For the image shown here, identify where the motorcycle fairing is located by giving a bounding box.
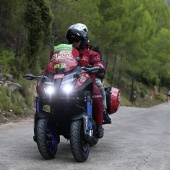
[44,47,94,96]
[38,64,93,98]
[75,73,92,88]
[54,74,64,79]
[47,50,78,73]
[72,69,93,94]
[74,78,93,93]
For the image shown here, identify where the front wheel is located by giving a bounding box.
[36,118,58,159]
[70,120,90,162]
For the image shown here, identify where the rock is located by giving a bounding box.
[0,81,4,85]
[9,83,21,92]
[6,74,13,80]
[0,73,13,80]
[154,85,158,95]
[0,66,4,73]
[5,81,21,92]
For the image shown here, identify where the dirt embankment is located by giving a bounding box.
[0,107,35,125]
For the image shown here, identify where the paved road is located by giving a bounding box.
[0,103,170,170]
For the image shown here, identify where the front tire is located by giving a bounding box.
[36,118,58,159]
[70,120,90,162]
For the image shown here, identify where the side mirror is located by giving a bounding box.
[23,73,35,80]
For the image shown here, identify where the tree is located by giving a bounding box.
[24,0,52,69]
[49,0,102,44]
[152,28,170,91]
[0,0,22,48]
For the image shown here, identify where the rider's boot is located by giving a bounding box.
[103,111,111,124]
[96,125,104,138]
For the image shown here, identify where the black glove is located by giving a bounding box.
[90,67,103,73]
[96,73,105,79]
[85,64,92,68]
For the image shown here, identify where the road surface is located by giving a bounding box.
[0,103,170,170]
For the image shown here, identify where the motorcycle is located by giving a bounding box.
[23,46,120,162]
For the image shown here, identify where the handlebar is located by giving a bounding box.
[23,73,47,80]
[23,66,103,80]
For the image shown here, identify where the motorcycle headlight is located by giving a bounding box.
[63,84,73,93]
[45,85,55,95]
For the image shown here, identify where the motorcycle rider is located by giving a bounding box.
[67,23,111,124]
[65,24,106,138]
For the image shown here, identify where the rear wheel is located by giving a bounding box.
[36,118,58,159]
[70,120,90,162]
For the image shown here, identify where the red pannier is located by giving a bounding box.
[105,87,120,114]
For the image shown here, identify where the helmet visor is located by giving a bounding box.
[68,36,81,44]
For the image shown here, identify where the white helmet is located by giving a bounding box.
[69,23,88,36]
[66,23,89,48]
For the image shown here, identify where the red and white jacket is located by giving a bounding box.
[79,45,105,82]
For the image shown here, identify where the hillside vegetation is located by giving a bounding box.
[0,0,170,122]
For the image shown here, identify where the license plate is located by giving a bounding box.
[54,74,64,79]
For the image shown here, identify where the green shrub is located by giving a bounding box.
[0,51,31,79]
[18,75,32,106]
[0,87,24,115]
[0,50,15,74]
[155,93,166,102]
[120,95,133,107]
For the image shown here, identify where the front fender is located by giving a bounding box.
[34,111,56,125]
[71,112,94,139]
[71,113,83,121]
[33,111,57,143]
